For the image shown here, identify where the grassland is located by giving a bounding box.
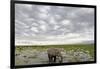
[15,44,95,65]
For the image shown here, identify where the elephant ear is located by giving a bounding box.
[59,48,66,57]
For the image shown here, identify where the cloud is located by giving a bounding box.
[15,4,94,45]
[61,20,70,25]
[31,27,39,32]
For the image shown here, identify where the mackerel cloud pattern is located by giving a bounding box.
[15,4,94,45]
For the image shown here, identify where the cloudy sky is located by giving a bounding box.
[15,4,94,45]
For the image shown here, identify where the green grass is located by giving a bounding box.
[15,44,95,57]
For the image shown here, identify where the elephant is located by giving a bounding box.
[47,48,64,64]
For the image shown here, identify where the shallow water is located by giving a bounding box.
[15,49,94,65]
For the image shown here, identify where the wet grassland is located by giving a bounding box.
[15,44,95,65]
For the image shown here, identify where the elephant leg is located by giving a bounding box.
[54,56,56,62]
[48,54,52,64]
[48,55,54,64]
[59,56,63,63]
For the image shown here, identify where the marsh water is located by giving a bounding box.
[15,45,94,65]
